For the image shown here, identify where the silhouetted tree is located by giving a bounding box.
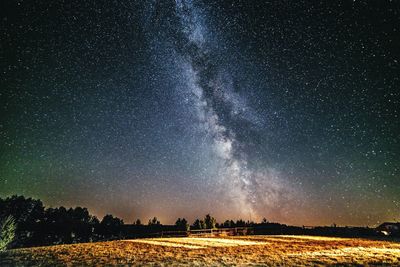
[246,220,254,226]
[148,217,160,226]
[261,218,268,224]
[99,214,124,239]
[236,219,246,227]
[223,220,232,228]
[67,207,98,243]
[0,196,44,226]
[44,207,75,244]
[135,219,142,225]
[175,218,190,231]
[192,219,206,230]
[101,215,124,227]
[192,219,201,229]
[204,214,217,229]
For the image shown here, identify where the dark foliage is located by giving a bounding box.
[0,195,388,248]
[204,214,216,229]
[97,214,124,240]
[191,219,205,230]
[175,218,189,231]
[148,217,160,226]
[0,195,122,247]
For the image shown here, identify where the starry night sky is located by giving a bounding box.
[1,0,399,226]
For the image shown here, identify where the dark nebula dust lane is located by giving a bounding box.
[1,0,399,226]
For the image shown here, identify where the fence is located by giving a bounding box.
[157,227,253,238]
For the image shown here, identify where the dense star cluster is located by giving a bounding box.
[1,0,399,226]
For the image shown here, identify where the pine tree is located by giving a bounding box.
[0,215,16,251]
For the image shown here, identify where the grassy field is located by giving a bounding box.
[1,235,400,266]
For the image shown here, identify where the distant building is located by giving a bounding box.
[376,222,400,236]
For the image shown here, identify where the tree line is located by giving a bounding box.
[0,195,125,249]
[1,195,385,251]
[0,195,259,249]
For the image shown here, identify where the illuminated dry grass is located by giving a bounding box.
[1,235,400,266]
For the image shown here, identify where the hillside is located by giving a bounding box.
[1,235,400,266]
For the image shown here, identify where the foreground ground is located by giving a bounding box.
[1,235,400,266]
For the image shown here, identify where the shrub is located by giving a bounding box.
[0,215,17,251]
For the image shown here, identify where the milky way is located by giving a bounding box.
[168,0,295,220]
[1,0,399,226]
